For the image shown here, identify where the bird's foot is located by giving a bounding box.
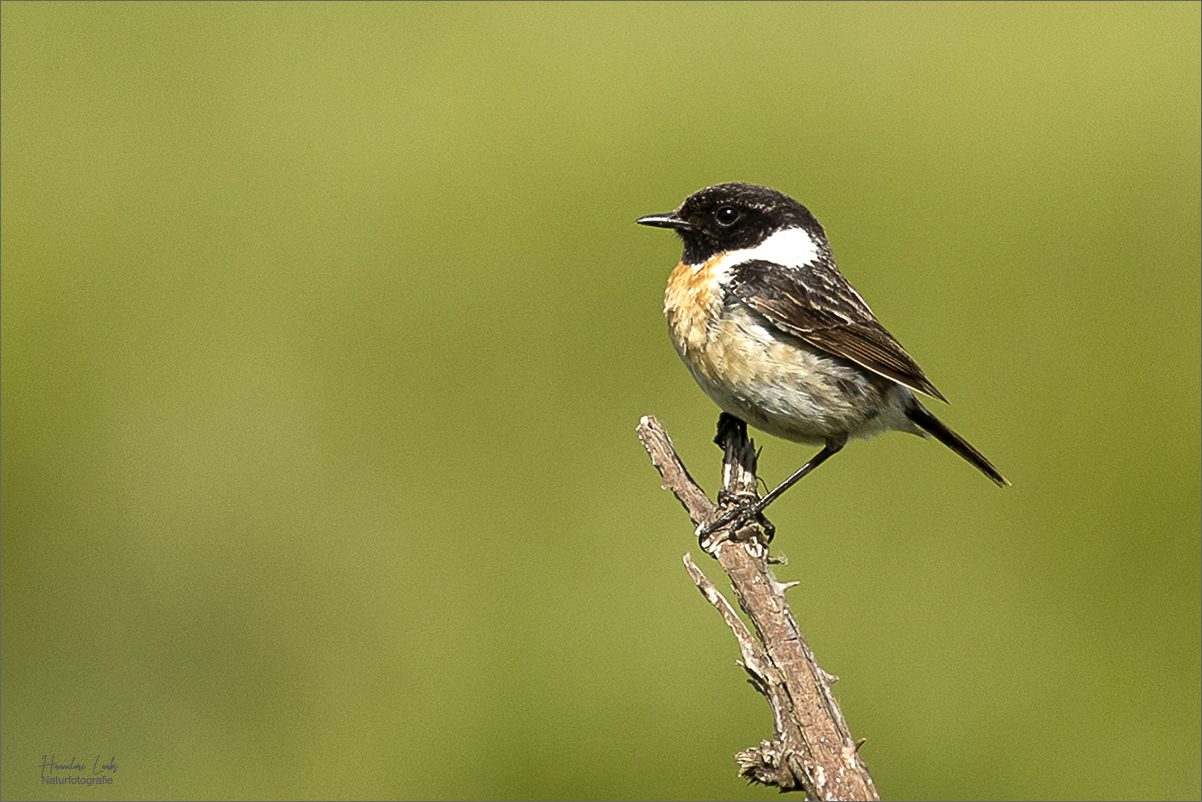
[699,490,775,550]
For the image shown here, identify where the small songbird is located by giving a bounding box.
[637,182,1008,532]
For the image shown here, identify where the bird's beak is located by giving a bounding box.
[636,212,691,230]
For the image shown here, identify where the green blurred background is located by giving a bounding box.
[2,2,1199,800]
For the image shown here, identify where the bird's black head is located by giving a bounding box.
[636,182,827,264]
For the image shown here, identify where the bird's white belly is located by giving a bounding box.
[674,305,916,445]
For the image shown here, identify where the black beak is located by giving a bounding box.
[635,212,691,230]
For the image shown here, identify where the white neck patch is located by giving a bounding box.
[717,226,822,271]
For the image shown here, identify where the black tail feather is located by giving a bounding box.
[905,403,1010,487]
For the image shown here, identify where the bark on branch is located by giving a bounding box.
[636,414,879,801]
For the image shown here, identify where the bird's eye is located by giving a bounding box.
[715,205,741,227]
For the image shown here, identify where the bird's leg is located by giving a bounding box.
[712,412,758,507]
[701,435,846,543]
[751,438,843,515]
[713,411,746,447]
[704,413,766,546]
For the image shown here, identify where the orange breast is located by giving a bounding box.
[663,258,724,363]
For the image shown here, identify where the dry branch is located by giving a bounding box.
[637,415,879,801]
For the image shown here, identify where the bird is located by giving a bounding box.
[636,182,1008,534]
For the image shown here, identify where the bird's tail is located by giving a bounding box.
[905,403,1010,487]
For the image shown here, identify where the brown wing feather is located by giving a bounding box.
[730,260,948,402]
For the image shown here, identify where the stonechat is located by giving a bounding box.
[637,183,1008,533]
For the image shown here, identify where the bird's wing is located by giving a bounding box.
[728,259,947,402]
